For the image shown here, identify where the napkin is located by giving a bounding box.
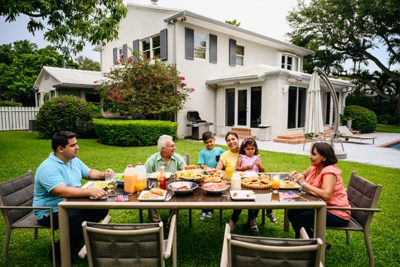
[281,191,300,199]
[115,194,130,202]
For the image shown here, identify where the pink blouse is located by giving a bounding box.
[306,165,350,220]
[239,154,259,172]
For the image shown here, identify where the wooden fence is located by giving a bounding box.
[0,107,39,130]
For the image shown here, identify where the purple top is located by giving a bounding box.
[239,154,259,172]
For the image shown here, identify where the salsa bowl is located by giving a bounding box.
[202,183,229,195]
[168,181,198,195]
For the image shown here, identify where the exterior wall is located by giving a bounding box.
[36,75,58,107]
[100,6,177,73]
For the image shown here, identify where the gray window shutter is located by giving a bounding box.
[160,28,168,61]
[229,39,237,66]
[122,44,128,61]
[185,28,194,60]
[113,47,117,64]
[209,34,217,64]
[132,39,139,60]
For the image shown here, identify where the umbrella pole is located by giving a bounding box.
[314,67,347,159]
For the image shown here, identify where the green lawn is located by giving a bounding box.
[375,124,400,133]
[0,131,399,266]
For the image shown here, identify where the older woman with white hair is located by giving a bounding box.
[144,135,186,222]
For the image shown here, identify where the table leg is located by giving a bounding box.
[316,205,326,264]
[59,206,71,267]
[284,209,289,232]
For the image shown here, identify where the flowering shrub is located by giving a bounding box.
[97,53,194,119]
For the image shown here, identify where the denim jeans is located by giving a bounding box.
[38,209,108,259]
[287,209,349,237]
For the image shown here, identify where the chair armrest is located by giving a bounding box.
[220,224,231,267]
[327,206,380,212]
[0,206,53,212]
[164,214,176,259]
[299,227,309,239]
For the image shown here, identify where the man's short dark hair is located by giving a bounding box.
[311,142,338,166]
[202,131,214,142]
[52,131,77,152]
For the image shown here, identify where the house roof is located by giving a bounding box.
[122,4,312,56]
[34,66,105,89]
[206,64,354,89]
[163,10,312,56]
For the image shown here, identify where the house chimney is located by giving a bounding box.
[150,0,158,5]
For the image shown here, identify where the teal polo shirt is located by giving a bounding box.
[33,153,90,220]
[144,152,186,173]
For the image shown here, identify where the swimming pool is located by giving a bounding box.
[382,139,400,150]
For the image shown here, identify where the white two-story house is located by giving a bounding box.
[36,3,352,140]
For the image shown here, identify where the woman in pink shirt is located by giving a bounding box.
[288,142,350,238]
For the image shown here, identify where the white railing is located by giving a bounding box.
[0,107,39,130]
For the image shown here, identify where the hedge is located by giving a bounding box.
[344,105,377,133]
[93,118,177,146]
[0,101,23,107]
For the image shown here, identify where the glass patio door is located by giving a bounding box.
[237,89,247,126]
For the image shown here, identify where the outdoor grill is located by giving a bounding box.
[186,111,213,140]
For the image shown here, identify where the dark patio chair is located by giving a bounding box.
[327,171,381,267]
[0,171,55,266]
[82,214,177,267]
[220,224,323,267]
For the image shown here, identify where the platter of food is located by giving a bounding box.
[176,170,205,182]
[241,173,272,190]
[202,183,229,194]
[168,181,198,195]
[82,180,110,189]
[114,173,124,185]
[138,188,167,201]
[280,181,301,190]
[230,190,256,201]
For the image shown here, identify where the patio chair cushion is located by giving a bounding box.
[230,235,319,267]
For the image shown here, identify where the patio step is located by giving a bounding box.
[273,130,332,144]
[230,128,256,140]
[273,134,305,144]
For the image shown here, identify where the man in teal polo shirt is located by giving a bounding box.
[33,131,114,261]
[145,135,186,222]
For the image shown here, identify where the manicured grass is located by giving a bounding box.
[375,124,400,133]
[0,131,399,266]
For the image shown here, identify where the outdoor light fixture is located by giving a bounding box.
[233,81,240,86]
[282,85,289,94]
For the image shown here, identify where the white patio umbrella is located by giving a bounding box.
[304,71,324,137]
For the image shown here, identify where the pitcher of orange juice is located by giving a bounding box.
[225,162,233,181]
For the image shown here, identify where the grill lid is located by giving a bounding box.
[187,111,204,122]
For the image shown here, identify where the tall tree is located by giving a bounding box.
[0,0,127,55]
[287,0,400,122]
[225,19,241,27]
[0,40,77,106]
[75,56,100,71]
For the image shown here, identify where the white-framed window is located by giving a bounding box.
[194,32,207,59]
[281,53,299,71]
[236,45,245,66]
[142,34,161,60]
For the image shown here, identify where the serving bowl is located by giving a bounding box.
[202,183,229,195]
[168,181,198,195]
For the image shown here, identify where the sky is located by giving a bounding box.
[0,0,390,72]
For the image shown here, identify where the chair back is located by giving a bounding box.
[338,126,353,136]
[182,154,190,165]
[0,171,34,227]
[229,234,322,267]
[347,171,382,228]
[83,221,164,267]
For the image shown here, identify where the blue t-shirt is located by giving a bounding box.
[33,153,90,220]
[197,147,225,168]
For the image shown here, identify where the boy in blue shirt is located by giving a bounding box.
[197,131,224,219]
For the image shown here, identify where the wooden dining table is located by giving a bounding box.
[58,172,327,266]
